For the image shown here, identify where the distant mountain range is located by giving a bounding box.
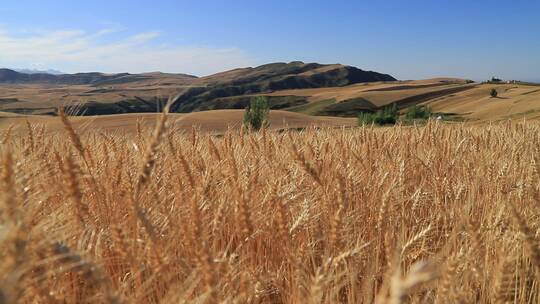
[0,61,397,115]
[0,62,395,87]
[0,68,193,85]
[14,68,64,75]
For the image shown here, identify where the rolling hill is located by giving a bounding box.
[0,61,395,115]
[1,62,539,129]
[0,68,197,86]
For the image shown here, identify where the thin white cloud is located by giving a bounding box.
[0,28,255,76]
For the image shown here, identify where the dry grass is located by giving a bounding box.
[0,114,539,303]
[0,110,357,134]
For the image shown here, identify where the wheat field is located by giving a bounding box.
[0,112,539,303]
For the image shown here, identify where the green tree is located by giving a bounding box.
[490,88,498,98]
[358,112,375,125]
[405,105,432,119]
[376,103,398,125]
[358,104,398,126]
[243,96,270,131]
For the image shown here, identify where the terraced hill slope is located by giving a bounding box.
[1,62,539,124]
[0,61,395,115]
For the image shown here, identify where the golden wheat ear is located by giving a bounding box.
[509,202,540,282]
[58,106,85,157]
[1,124,15,144]
[128,94,183,269]
[1,148,16,221]
[134,94,179,196]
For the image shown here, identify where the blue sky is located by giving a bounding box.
[0,0,538,81]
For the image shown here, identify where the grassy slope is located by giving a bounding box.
[427,84,540,121]
[264,80,540,121]
[1,79,539,127]
[262,79,476,116]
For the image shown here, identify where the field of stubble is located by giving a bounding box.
[0,113,539,303]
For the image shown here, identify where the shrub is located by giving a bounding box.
[490,88,498,98]
[377,103,398,125]
[243,96,270,131]
[358,112,376,125]
[358,104,398,126]
[405,105,432,120]
[382,103,397,116]
[374,113,396,125]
